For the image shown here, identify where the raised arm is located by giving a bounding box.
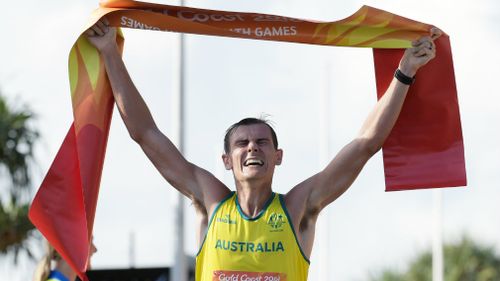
[286,28,442,235]
[85,19,231,214]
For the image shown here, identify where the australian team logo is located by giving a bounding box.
[267,213,286,231]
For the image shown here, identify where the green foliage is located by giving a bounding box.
[0,92,39,262]
[374,270,404,281]
[445,237,500,281]
[0,93,39,199]
[370,236,500,281]
[0,202,35,261]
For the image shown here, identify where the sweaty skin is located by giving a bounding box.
[85,19,440,260]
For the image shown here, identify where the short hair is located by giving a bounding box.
[224,117,278,154]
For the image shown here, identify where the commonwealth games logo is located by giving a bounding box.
[267,213,286,231]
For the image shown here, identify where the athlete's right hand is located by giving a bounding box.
[85,17,117,53]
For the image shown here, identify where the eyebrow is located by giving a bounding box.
[233,137,270,143]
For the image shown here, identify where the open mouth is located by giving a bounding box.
[243,159,264,167]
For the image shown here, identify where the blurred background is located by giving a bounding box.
[1,0,499,280]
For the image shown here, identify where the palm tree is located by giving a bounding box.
[0,92,39,261]
[369,236,500,281]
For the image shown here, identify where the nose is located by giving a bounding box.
[91,242,97,254]
[247,141,259,152]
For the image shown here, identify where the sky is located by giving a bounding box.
[1,0,499,280]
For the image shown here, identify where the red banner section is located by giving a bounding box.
[373,36,466,191]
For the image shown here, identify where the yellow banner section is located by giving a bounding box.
[89,0,432,48]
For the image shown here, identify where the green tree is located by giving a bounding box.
[0,92,39,261]
[369,236,500,281]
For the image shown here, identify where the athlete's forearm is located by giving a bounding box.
[100,44,158,141]
[358,74,410,153]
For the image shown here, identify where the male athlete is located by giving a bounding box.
[86,18,440,280]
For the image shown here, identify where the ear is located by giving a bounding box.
[222,153,232,170]
[275,149,283,166]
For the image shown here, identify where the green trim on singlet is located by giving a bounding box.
[196,191,235,257]
[279,194,311,264]
[235,192,275,221]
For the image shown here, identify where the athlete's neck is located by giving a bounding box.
[236,182,273,218]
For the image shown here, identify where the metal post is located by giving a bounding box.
[432,189,444,281]
[129,231,136,268]
[318,63,331,280]
[171,0,187,280]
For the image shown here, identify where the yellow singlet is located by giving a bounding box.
[196,192,310,281]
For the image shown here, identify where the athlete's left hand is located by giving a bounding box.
[399,27,442,77]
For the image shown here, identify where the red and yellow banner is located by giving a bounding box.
[29,1,466,280]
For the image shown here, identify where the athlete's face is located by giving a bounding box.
[223,124,282,182]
